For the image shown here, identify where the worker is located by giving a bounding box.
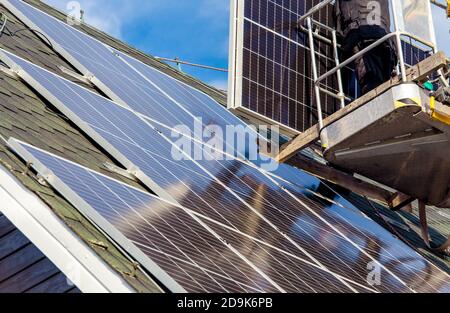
[335,0,398,95]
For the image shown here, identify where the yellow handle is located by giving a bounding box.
[448,0,450,18]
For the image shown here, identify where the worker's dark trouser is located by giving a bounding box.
[343,32,397,96]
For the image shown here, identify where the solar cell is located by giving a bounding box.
[5,50,449,292]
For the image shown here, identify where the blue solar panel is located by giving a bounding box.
[5,0,260,158]
[118,51,247,130]
[3,49,449,292]
[8,140,283,292]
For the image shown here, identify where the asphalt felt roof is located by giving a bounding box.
[0,212,81,293]
[0,0,447,293]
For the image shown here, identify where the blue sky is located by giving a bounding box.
[43,0,449,91]
[44,0,230,90]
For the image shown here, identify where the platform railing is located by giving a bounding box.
[299,0,441,130]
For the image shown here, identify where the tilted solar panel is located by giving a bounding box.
[3,50,449,293]
[3,0,261,159]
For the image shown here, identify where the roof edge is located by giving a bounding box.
[0,163,135,293]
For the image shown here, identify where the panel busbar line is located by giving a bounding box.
[6,139,283,293]
[10,140,384,293]
[3,0,261,159]
[228,0,431,135]
[265,163,450,292]
[0,50,373,292]
[4,50,449,292]
[192,144,450,293]
[1,51,362,291]
[229,0,342,135]
[2,1,442,292]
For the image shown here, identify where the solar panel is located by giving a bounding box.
[4,0,260,158]
[3,50,449,293]
[229,0,344,135]
[7,140,282,293]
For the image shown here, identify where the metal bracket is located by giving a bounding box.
[58,66,93,84]
[103,162,136,180]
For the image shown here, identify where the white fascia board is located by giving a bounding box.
[0,164,135,293]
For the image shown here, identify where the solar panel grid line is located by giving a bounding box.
[188,207,379,293]
[0,48,193,209]
[48,137,288,291]
[96,133,269,234]
[75,170,281,293]
[120,138,326,260]
[3,40,446,290]
[115,50,236,126]
[6,138,186,293]
[18,140,358,292]
[115,52,246,155]
[288,190,450,290]
[132,243,265,293]
[89,180,241,291]
[159,145,362,292]
[265,172,450,290]
[242,15,336,63]
[2,0,208,134]
[229,0,342,133]
[5,0,262,159]
[194,147,450,292]
[10,135,348,292]
[8,139,289,293]
[200,219,358,293]
[1,0,444,292]
[1,0,133,111]
[269,179,428,293]
[231,0,428,133]
[5,45,251,224]
[2,12,446,292]
[6,48,414,292]
[191,155,397,291]
[144,246,265,293]
[114,51,272,161]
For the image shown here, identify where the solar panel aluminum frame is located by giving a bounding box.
[1,0,131,109]
[6,137,186,293]
[228,0,301,138]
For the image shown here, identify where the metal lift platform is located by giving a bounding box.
[277,51,450,208]
[321,83,450,207]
